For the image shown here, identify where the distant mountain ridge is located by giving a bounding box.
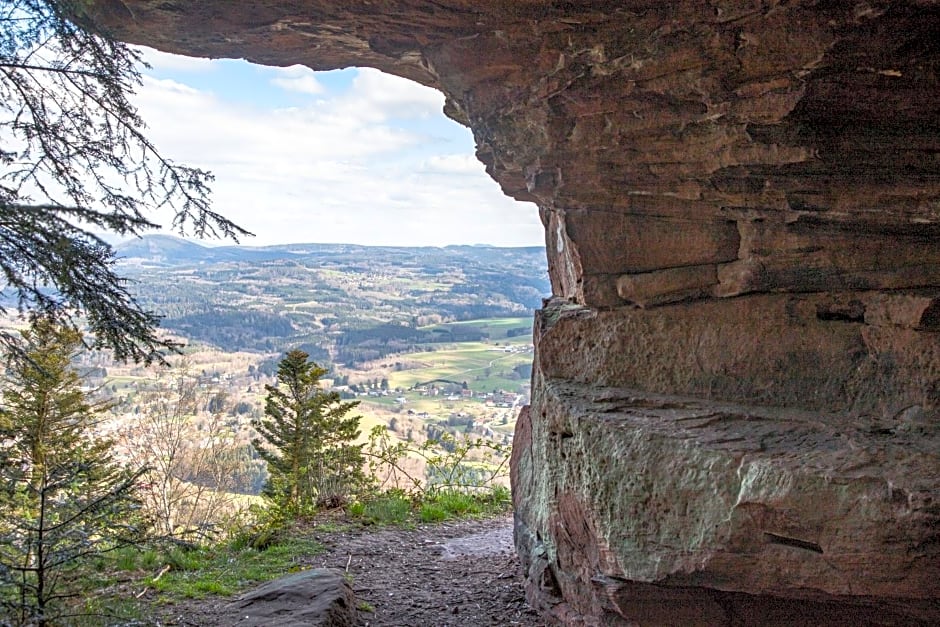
[114,234,215,264]
[114,234,545,267]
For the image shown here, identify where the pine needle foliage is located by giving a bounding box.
[252,350,366,514]
[0,316,147,626]
[0,0,251,364]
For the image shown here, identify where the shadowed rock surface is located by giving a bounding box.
[87,2,940,624]
[226,568,355,627]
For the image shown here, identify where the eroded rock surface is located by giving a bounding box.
[226,568,355,627]
[514,374,939,625]
[88,1,940,624]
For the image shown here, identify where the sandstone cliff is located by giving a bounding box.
[88,1,940,624]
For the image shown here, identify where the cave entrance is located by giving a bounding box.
[130,49,546,493]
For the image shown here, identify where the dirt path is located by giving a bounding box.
[157,514,547,626]
[312,514,544,626]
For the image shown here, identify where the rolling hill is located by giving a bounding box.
[115,235,550,364]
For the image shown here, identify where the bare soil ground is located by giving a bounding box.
[154,514,547,626]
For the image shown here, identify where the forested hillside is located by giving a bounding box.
[117,236,550,365]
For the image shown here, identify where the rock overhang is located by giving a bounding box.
[86,1,940,624]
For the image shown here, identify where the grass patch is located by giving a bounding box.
[108,536,323,601]
[75,596,145,626]
[418,502,449,522]
[429,490,483,517]
[385,342,532,390]
[355,493,412,526]
[354,486,512,526]
[419,487,510,522]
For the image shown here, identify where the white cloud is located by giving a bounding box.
[269,65,324,95]
[131,60,541,247]
[139,76,205,101]
[137,75,418,164]
[345,68,444,120]
[138,47,218,73]
[286,67,447,126]
[422,154,483,176]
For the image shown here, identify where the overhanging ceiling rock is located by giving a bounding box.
[89,2,940,624]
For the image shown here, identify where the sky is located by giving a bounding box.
[133,48,544,248]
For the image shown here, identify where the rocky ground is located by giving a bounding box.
[154,513,546,626]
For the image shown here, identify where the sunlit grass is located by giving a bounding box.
[106,537,323,600]
[348,481,512,527]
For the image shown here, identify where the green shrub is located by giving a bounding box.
[231,502,290,550]
[139,549,161,570]
[431,490,482,517]
[165,546,203,571]
[486,485,512,509]
[362,493,411,525]
[114,547,141,572]
[419,502,448,523]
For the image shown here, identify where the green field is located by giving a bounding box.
[387,342,531,391]
[350,317,533,443]
[426,317,533,340]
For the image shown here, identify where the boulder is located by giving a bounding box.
[226,568,356,627]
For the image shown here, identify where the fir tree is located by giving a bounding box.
[0,317,146,626]
[252,350,366,512]
[1,1,249,363]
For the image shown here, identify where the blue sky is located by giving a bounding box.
[133,48,543,247]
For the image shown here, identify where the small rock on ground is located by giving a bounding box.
[226,568,356,627]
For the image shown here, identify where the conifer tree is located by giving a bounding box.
[1,1,249,364]
[0,317,146,626]
[252,350,365,512]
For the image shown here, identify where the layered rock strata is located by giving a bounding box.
[88,1,940,624]
[514,298,940,625]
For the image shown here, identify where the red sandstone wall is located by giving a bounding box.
[90,2,940,623]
